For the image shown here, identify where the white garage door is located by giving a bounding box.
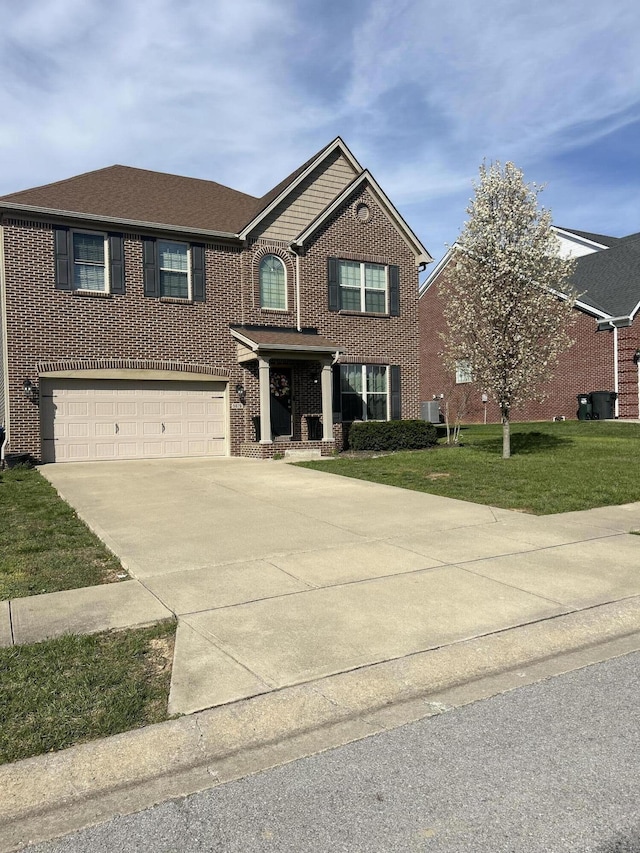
[41,379,227,463]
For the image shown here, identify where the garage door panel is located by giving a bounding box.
[43,380,227,462]
[117,422,138,436]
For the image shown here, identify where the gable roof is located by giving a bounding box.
[293,169,432,265]
[238,137,362,238]
[419,228,640,321]
[573,232,640,318]
[0,139,361,239]
[0,137,430,264]
[553,226,621,249]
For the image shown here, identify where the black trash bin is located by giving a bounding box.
[576,394,592,421]
[590,391,617,420]
[252,415,261,442]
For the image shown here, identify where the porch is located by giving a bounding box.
[230,326,343,460]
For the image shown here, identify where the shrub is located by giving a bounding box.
[348,420,438,452]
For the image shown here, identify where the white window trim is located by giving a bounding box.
[341,364,390,421]
[339,261,388,314]
[259,254,288,311]
[71,229,109,293]
[158,239,191,300]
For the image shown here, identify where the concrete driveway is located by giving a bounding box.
[40,457,640,715]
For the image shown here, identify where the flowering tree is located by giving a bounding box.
[442,162,576,458]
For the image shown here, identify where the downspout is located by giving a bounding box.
[0,222,9,465]
[289,244,301,332]
[613,326,619,417]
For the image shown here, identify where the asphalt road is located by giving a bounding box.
[27,652,640,853]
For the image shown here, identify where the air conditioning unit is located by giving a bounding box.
[421,401,440,423]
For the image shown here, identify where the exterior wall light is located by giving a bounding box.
[22,378,39,402]
[633,350,640,365]
[235,383,246,404]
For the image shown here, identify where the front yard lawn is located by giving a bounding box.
[0,467,127,600]
[300,421,640,515]
[0,620,176,764]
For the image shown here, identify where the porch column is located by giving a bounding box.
[258,357,272,443]
[321,361,334,442]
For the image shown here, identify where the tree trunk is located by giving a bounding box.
[501,406,511,459]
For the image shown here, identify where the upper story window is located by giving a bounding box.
[54,226,125,295]
[259,254,286,310]
[73,231,108,291]
[339,260,387,313]
[158,240,189,299]
[142,237,205,302]
[328,257,400,316]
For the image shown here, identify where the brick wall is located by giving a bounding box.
[2,188,422,458]
[419,266,620,424]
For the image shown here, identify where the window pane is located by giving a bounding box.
[455,360,472,383]
[74,264,105,291]
[341,287,361,311]
[259,255,286,309]
[366,365,387,394]
[160,270,189,298]
[338,261,360,288]
[367,394,387,421]
[73,233,104,264]
[364,290,385,313]
[364,264,385,289]
[342,394,364,421]
[341,364,362,393]
[159,241,188,272]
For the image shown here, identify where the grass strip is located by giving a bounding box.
[0,620,176,765]
[300,421,640,515]
[0,467,126,600]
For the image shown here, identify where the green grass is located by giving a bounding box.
[300,421,640,515]
[0,467,126,600]
[0,620,176,764]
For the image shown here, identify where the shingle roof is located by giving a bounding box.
[0,165,263,234]
[0,140,345,237]
[230,325,341,352]
[555,226,621,248]
[573,232,640,317]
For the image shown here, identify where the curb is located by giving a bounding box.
[3,595,640,852]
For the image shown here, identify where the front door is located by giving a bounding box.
[270,368,292,438]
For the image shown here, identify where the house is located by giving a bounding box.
[0,138,431,464]
[419,226,640,423]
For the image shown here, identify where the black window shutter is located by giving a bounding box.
[54,227,72,290]
[328,257,340,311]
[143,237,159,297]
[389,265,400,316]
[191,244,205,302]
[332,365,342,420]
[108,234,125,294]
[390,365,401,420]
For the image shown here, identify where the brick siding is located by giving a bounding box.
[419,266,626,424]
[2,186,421,459]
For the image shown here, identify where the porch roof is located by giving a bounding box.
[230,326,342,358]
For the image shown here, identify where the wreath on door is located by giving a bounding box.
[270,372,290,398]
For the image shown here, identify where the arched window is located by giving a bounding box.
[259,254,286,310]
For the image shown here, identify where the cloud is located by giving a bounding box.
[0,0,637,263]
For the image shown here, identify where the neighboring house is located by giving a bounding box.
[419,226,640,423]
[0,137,431,464]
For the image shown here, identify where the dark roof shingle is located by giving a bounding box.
[573,233,640,316]
[0,165,261,234]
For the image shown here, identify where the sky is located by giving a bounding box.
[0,0,639,271]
